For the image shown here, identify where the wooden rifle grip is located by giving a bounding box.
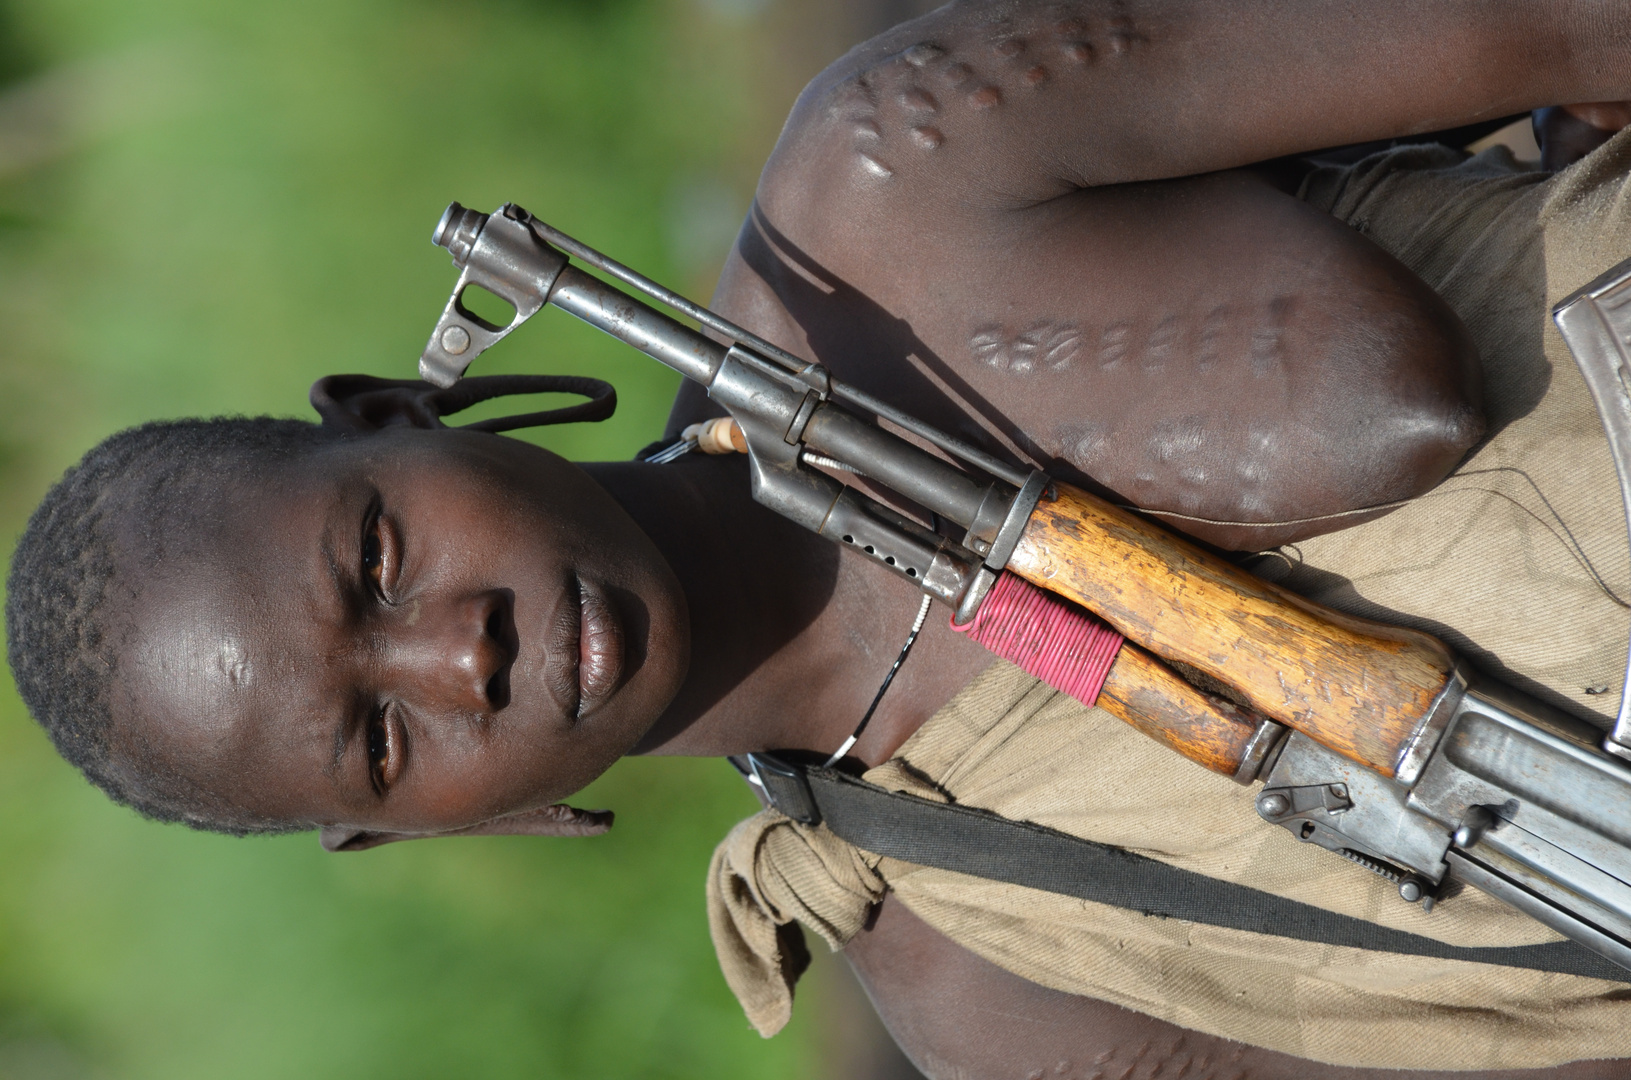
[1097,643,1267,778]
[1009,482,1454,776]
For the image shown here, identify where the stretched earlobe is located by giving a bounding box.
[310,375,447,431]
[319,803,615,852]
[310,373,616,433]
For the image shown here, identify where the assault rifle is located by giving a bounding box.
[415,201,1631,976]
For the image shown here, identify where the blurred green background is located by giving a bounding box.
[0,0,932,1076]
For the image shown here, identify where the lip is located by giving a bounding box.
[572,577,625,718]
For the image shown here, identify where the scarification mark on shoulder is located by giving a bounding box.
[942,61,974,83]
[903,42,944,67]
[968,85,1002,109]
[1250,296,1294,377]
[1099,322,1131,370]
[1024,64,1049,86]
[1062,40,1095,64]
[971,325,1005,368]
[1056,420,1111,473]
[858,153,895,179]
[900,87,938,112]
[1148,416,1212,492]
[993,38,1025,58]
[1143,315,1179,374]
[1106,14,1149,56]
[1196,305,1230,372]
[971,321,1081,373]
[826,71,879,124]
[911,126,944,150]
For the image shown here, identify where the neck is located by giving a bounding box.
[580,456,848,756]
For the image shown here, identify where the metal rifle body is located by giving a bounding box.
[422,202,1037,621]
[416,201,1631,976]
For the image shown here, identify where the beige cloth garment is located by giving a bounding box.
[710,663,1631,1070]
[1276,132,1631,728]
[708,132,1631,1069]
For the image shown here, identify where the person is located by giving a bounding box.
[6,2,1631,1076]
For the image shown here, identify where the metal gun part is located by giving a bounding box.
[1553,256,1631,761]
[416,202,1043,617]
[1260,675,1631,971]
[419,203,1631,976]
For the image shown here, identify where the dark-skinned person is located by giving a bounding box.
[9,3,1631,1077]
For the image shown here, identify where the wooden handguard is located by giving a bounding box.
[1097,643,1268,778]
[1008,482,1454,777]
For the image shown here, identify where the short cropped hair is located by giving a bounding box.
[5,417,344,835]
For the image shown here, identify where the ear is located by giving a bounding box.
[310,373,617,433]
[319,803,614,853]
[310,374,447,432]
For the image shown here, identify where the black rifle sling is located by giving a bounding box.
[744,753,1629,983]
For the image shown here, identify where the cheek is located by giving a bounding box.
[407,723,593,824]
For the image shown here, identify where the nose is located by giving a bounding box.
[380,591,516,713]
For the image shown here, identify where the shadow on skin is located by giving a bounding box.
[618,455,844,751]
[738,201,1106,491]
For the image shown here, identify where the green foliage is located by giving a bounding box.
[0,0,815,1075]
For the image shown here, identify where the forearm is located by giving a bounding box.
[771,0,1631,201]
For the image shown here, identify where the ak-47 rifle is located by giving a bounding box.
[415,200,1631,976]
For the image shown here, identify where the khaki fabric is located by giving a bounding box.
[1279,132,1631,728]
[710,663,1631,1069]
[708,133,1631,1069]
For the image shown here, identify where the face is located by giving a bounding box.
[107,427,688,832]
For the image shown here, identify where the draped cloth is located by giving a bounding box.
[708,130,1631,1070]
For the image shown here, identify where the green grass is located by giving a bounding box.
[0,0,825,1075]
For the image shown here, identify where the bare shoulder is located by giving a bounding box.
[716,173,1484,549]
[843,896,1624,1080]
[707,4,1497,551]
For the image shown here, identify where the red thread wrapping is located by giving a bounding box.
[951,572,1124,706]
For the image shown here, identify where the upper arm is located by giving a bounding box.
[703,1,1631,548]
[766,0,1624,204]
[715,162,1484,549]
